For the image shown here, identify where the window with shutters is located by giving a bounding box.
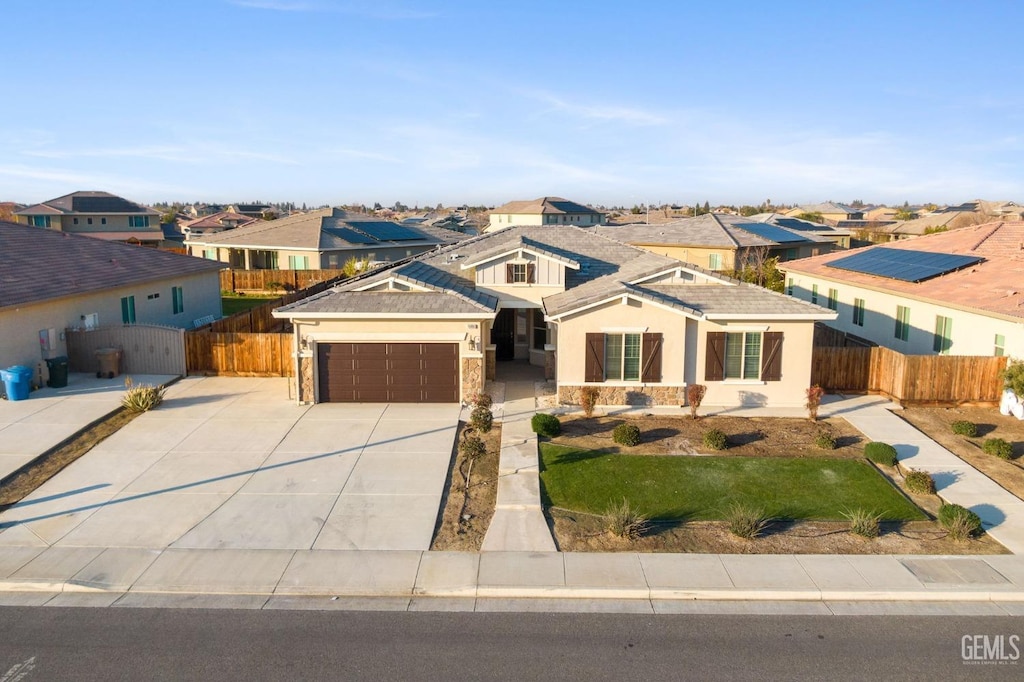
[585,332,662,384]
[605,333,641,381]
[725,332,761,380]
[505,261,535,284]
[706,331,783,382]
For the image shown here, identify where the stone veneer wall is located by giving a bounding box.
[299,356,314,403]
[462,356,484,402]
[558,384,685,408]
[485,348,496,381]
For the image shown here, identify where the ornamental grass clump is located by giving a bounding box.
[605,499,650,540]
[579,386,600,418]
[724,502,768,539]
[938,503,982,541]
[702,428,728,451]
[612,423,642,447]
[814,430,836,450]
[904,469,936,495]
[121,377,165,413]
[843,508,881,539]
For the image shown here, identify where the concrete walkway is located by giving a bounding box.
[481,378,556,552]
[823,395,1024,554]
[0,372,177,482]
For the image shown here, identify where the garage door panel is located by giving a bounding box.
[318,342,459,403]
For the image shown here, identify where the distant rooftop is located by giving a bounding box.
[489,196,603,216]
[15,191,158,216]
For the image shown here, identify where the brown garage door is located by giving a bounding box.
[317,342,460,403]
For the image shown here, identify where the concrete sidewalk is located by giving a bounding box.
[0,548,1022,610]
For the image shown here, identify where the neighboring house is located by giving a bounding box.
[273,225,835,408]
[595,213,834,272]
[749,213,853,249]
[181,211,259,237]
[0,220,224,380]
[779,221,1024,357]
[863,206,899,221]
[486,197,605,232]
[185,207,467,270]
[14,191,163,245]
[784,202,865,225]
[229,203,275,218]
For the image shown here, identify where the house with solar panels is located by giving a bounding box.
[594,213,834,272]
[14,191,163,245]
[779,221,1024,357]
[184,208,468,270]
[486,197,605,232]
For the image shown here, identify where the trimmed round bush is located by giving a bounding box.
[938,503,982,540]
[531,413,561,437]
[470,392,493,409]
[703,429,728,451]
[864,441,898,467]
[814,431,837,450]
[469,405,493,434]
[612,423,642,447]
[459,434,486,460]
[982,437,1013,460]
[904,469,936,495]
[951,420,977,437]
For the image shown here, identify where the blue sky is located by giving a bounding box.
[2,0,1022,207]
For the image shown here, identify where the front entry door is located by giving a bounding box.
[491,308,515,360]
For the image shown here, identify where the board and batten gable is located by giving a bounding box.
[785,271,1024,357]
[470,250,568,308]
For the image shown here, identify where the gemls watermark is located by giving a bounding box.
[961,634,1021,665]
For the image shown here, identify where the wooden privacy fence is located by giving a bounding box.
[65,324,186,376]
[219,268,348,293]
[185,333,293,376]
[811,346,1008,406]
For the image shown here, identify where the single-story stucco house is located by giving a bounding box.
[273,225,837,408]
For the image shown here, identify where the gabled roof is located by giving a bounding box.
[489,196,602,216]
[594,213,830,248]
[790,202,861,215]
[185,207,467,251]
[15,191,158,216]
[276,225,836,321]
[182,211,259,231]
[0,220,223,310]
[778,221,1024,321]
[750,212,852,237]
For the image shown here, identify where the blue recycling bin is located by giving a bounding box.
[1,365,34,401]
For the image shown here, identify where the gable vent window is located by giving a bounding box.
[506,262,535,284]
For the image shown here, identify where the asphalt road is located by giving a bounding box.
[0,608,1020,681]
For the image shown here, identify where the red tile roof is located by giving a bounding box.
[779,221,1024,320]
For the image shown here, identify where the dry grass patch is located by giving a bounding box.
[431,421,502,551]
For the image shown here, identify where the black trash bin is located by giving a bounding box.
[45,356,69,388]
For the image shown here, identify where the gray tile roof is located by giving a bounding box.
[188,208,467,251]
[490,197,602,215]
[596,213,830,248]
[276,224,833,320]
[16,191,158,216]
[273,291,487,314]
[0,220,224,310]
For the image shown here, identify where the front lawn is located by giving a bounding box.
[221,295,280,316]
[539,443,925,521]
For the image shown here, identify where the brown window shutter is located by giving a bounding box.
[761,332,784,381]
[505,263,514,283]
[585,333,605,382]
[641,333,662,383]
[526,262,536,283]
[705,332,726,381]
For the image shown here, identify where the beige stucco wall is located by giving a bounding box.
[0,271,221,385]
[631,244,736,270]
[486,212,604,231]
[783,271,1024,357]
[554,296,816,408]
[57,214,156,233]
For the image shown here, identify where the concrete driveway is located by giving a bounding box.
[0,377,460,552]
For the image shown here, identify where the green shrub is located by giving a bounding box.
[531,413,561,437]
[724,502,768,539]
[843,508,881,538]
[605,499,650,539]
[579,386,600,418]
[612,423,642,447]
[121,378,165,413]
[470,392,493,409]
[938,503,982,540]
[864,441,898,467]
[951,420,977,437]
[982,438,1013,460]
[459,434,486,460]
[904,469,936,495]
[469,405,493,434]
[1000,358,1024,397]
[814,431,836,450]
[702,429,728,451]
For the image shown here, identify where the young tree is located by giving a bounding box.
[734,247,785,292]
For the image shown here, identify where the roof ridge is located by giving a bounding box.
[710,213,740,247]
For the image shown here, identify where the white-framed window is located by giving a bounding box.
[725,331,762,380]
[120,296,136,324]
[853,298,865,326]
[128,216,150,227]
[709,253,722,270]
[933,315,953,354]
[288,255,310,270]
[895,305,910,341]
[605,333,642,381]
[29,216,51,227]
[172,286,184,315]
[827,288,838,311]
[511,263,528,283]
[995,334,1006,357]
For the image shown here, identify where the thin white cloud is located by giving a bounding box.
[519,89,669,126]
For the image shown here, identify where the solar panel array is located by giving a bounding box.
[349,221,424,241]
[71,196,140,213]
[773,218,819,231]
[734,223,807,243]
[323,226,377,244]
[827,247,982,283]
